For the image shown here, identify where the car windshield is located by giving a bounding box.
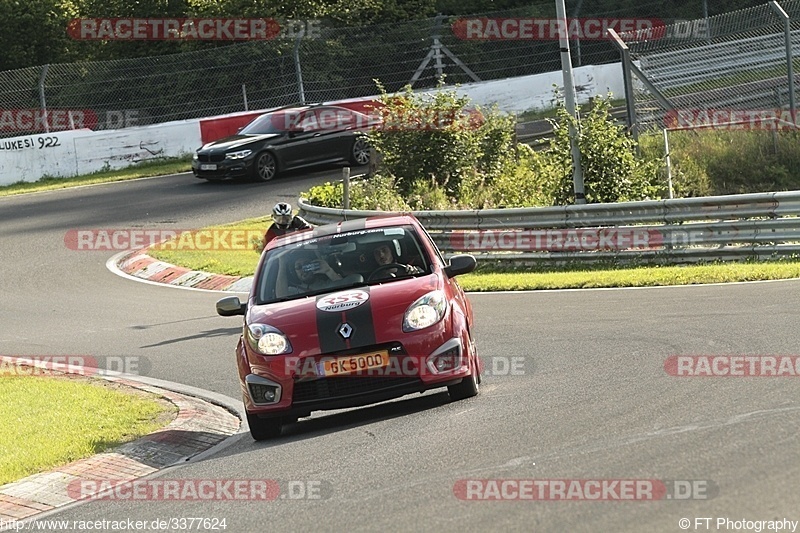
[239,111,299,135]
[255,225,431,304]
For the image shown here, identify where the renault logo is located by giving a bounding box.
[338,323,353,339]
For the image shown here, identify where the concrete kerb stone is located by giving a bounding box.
[116,248,253,293]
[0,366,241,522]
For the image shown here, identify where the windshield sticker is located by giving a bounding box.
[316,289,370,313]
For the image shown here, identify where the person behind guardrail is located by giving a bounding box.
[256,202,311,252]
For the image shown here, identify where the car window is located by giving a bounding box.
[239,112,293,135]
[298,110,321,132]
[255,225,432,305]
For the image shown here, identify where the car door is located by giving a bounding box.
[280,109,341,168]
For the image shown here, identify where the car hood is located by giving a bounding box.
[247,274,443,356]
[200,133,281,152]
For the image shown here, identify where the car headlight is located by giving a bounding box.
[403,290,446,332]
[226,149,252,160]
[245,324,292,355]
[192,152,198,160]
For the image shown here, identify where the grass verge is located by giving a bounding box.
[143,216,800,290]
[0,156,192,198]
[0,373,176,486]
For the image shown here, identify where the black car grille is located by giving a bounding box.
[197,153,225,163]
[292,376,422,404]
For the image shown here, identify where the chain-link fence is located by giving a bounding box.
[0,0,720,139]
[618,0,800,131]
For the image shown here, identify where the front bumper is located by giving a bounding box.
[191,154,255,180]
[242,337,472,418]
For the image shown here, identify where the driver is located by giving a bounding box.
[371,242,423,279]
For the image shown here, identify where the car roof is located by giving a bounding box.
[266,215,420,251]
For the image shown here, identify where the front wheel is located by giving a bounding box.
[448,355,480,401]
[252,152,278,182]
[247,413,283,440]
[349,137,371,166]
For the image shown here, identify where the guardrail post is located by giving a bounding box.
[342,167,351,210]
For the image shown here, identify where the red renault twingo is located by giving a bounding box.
[217,215,481,440]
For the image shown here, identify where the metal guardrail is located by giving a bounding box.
[297,190,800,264]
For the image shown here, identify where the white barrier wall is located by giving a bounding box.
[0,119,202,186]
[418,63,624,113]
[0,62,622,185]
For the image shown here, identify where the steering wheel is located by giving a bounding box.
[367,263,407,282]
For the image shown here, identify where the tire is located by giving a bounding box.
[247,413,283,440]
[349,137,371,166]
[252,151,278,182]
[448,354,480,401]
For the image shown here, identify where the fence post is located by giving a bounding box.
[38,64,50,134]
[607,29,639,146]
[555,0,586,205]
[663,128,674,199]
[770,1,796,121]
[342,167,351,210]
[242,84,248,111]
[294,30,306,105]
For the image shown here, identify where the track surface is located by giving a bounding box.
[2,168,799,532]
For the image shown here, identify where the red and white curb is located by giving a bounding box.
[113,249,253,293]
[0,365,241,521]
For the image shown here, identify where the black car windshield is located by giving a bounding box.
[239,111,298,135]
[255,226,432,304]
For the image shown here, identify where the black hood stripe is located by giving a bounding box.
[316,288,376,354]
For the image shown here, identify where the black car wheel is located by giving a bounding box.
[253,151,277,182]
[448,354,480,401]
[350,137,371,166]
[247,413,283,440]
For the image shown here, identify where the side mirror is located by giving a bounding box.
[444,254,477,277]
[217,296,246,317]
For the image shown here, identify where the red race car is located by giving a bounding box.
[216,215,481,440]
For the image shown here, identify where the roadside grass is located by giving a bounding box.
[145,217,269,277]
[0,374,176,486]
[457,260,800,291]
[142,215,800,289]
[0,156,192,197]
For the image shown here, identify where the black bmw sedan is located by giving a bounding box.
[192,104,377,182]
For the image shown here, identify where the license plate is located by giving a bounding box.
[200,164,217,171]
[317,351,390,377]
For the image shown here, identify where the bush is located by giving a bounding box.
[304,174,408,211]
[541,96,662,205]
[365,83,518,198]
[640,128,800,196]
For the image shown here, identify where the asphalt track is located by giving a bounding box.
[2,167,799,532]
